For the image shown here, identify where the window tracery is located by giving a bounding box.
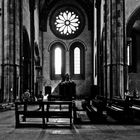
[50,6,85,39]
[55,11,80,35]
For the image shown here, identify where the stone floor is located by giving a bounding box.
[1,108,140,140]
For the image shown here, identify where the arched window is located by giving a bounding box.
[74,47,80,74]
[55,47,62,74]
[70,42,85,79]
[50,42,66,80]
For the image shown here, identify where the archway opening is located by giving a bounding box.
[23,28,31,92]
[126,7,140,93]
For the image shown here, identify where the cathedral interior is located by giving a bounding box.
[1,0,140,129]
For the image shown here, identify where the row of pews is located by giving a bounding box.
[106,97,133,122]
[130,98,140,119]
[83,95,140,124]
[82,96,107,123]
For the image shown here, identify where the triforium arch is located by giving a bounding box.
[126,6,140,93]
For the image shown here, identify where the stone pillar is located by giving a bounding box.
[0,0,20,102]
[104,0,111,99]
[95,0,101,94]
[105,0,126,99]
[29,0,35,96]
[0,0,3,102]
[19,0,23,99]
[1,0,14,102]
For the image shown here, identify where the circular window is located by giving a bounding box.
[50,5,85,39]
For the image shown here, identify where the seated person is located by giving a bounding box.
[22,89,31,102]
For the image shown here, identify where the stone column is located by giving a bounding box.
[0,0,20,102]
[95,0,102,94]
[104,0,111,99]
[0,0,3,102]
[105,0,126,99]
[1,0,14,102]
[19,0,23,99]
[29,0,35,96]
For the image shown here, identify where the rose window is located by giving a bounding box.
[50,6,85,39]
[54,11,80,35]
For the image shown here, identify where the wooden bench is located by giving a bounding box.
[106,98,132,122]
[72,100,86,124]
[91,96,106,114]
[15,101,73,128]
[130,98,140,119]
[82,96,107,122]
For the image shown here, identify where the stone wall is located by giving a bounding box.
[42,1,92,97]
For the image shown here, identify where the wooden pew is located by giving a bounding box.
[130,98,140,119]
[83,96,107,122]
[92,96,106,114]
[106,98,132,122]
[46,101,73,127]
[15,101,73,128]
